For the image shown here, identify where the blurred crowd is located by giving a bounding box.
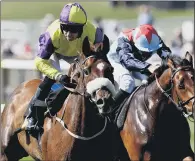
[1,4,194,61]
[1,13,55,60]
[171,21,194,58]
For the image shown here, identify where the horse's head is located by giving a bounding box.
[164,52,194,117]
[75,35,116,115]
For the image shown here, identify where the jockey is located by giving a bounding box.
[107,24,172,108]
[22,3,104,134]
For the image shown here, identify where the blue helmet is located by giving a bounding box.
[133,24,162,52]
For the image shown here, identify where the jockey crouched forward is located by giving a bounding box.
[107,24,172,108]
[22,3,104,135]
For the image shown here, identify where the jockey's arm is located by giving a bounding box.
[116,37,150,72]
[84,21,104,51]
[157,37,172,59]
[35,32,62,80]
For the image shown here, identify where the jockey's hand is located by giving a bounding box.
[141,80,148,85]
[161,57,168,68]
[93,42,103,52]
[58,75,77,88]
[161,50,171,59]
[58,74,71,85]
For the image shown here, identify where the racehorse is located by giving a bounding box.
[113,52,194,161]
[1,36,117,161]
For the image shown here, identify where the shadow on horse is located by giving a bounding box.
[1,36,119,161]
[112,52,194,161]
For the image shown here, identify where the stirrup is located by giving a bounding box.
[21,117,37,131]
[26,120,43,134]
[21,118,29,130]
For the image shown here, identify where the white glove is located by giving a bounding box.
[161,50,170,58]
[142,79,148,85]
[147,64,161,73]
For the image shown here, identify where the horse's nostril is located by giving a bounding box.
[96,99,104,105]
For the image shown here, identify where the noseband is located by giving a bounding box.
[155,66,195,118]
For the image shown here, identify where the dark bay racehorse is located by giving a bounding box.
[1,36,117,161]
[114,53,194,161]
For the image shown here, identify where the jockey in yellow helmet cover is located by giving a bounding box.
[22,3,104,135]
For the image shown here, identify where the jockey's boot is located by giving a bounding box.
[22,76,55,134]
[112,89,130,109]
[45,87,70,116]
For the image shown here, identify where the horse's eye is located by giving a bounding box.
[83,68,90,76]
[191,75,194,81]
[178,78,185,89]
[91,91,96,98]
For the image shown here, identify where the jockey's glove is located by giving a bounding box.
[161,50,171,59]
[56,74,77,88]
[56,74,70,85]
[141,80,148,85]
[161,57,168,68]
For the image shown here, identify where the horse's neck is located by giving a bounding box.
[65,90,104,136]
[142,69,172,120]
[158,68,172,90]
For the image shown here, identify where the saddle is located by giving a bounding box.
[114,85,144,131]
[24,83,74,119]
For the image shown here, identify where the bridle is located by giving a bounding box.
[155,66,195,118]
[55,55,109,140]
[64,55,98,97]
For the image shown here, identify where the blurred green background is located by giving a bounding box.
[1,2,194,20]
[1,2,194,161]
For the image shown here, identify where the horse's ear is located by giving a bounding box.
[184,51,193,67]
[167,58,175,69]
[102,34,110,55]
[82,36,90,57]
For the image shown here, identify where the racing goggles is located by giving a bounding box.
[61,24,83,33]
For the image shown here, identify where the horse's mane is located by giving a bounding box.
[168,54,191,67]
[147,54,190,84]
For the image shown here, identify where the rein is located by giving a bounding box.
[56,55,108,140]
[55,116,107,140]
[155,66,194,118]
[63,56,97,97]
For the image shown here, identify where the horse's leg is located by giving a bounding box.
[120,125,142,161]
[1,134,28,161]
[143,151,152,161]
[181,146,194,161]
[1,104,28,161]
[183,156,194,161]
[41,118,51,161]
[0,150,8,161]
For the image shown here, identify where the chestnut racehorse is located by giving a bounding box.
[112,53,194,161]
[1,36,118,161]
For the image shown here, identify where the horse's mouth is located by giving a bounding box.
[86,77,116,115]
[95,96,114,115]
